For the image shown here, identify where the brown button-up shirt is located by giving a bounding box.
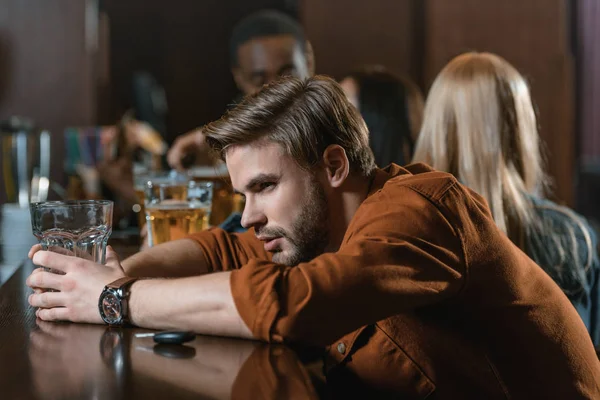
[189,164,600,398]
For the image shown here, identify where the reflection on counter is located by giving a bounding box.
[26,321,322,400]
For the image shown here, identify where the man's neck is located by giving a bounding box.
[325,173,374,252]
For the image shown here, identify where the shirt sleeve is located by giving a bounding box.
[230,187,467,346]
[186,228,270,272]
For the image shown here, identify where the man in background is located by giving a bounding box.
[167,9,315,170]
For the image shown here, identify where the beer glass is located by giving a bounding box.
[187,164,232,226]
[133,170,187,228]
[145,180,213,247]
[30,200,114,265]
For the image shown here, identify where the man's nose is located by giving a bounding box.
[240,198,267,229]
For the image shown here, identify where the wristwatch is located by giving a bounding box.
[98,277,138,326]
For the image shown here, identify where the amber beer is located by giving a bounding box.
[135,185,188,229]
[134,171,189,229]
[146,202,210,245]
[187,164,241,226]
[145,180,213,246]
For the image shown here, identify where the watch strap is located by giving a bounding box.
[101,277,138,326]
[107,276,138,290]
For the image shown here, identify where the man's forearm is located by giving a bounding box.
[128,271,254,339]
[122,239,210,278]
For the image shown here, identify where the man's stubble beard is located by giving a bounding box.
[272,178,330,266]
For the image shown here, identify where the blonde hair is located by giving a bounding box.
[413,52,595,297]
[413,52,544,238]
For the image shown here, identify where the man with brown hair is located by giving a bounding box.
[27,76,600,398]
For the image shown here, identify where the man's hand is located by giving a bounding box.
[26,246,126,323]
[167,128,208,171]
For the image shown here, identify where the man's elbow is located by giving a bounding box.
[270,314,341,347]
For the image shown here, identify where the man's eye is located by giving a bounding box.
[251,78,266,87]
[259,182,275,191]
[279,68,296,78]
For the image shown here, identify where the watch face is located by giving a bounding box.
[101,292,122,324]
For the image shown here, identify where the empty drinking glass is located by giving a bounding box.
[30,200,114,265]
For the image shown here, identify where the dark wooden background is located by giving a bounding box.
[0,0,594,211]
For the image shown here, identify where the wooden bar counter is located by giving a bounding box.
[0,223,324,399]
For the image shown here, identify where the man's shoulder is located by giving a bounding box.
[375,163,459,203]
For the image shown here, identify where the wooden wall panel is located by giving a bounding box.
[423,0,570,84]
[578,0,600,166]
[301,0,423,83]
[575,0,600,220]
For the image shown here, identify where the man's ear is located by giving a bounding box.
[305,40,316,76]
[322,144,349,188]
[231,67,245,92]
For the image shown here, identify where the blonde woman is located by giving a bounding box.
[413,52,600,346]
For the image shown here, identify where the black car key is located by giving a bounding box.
[135,330,196,345]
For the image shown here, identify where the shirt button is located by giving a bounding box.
[337,342,346,355]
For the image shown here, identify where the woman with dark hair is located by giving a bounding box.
[413,52,600,345]
[340,66,424,167]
